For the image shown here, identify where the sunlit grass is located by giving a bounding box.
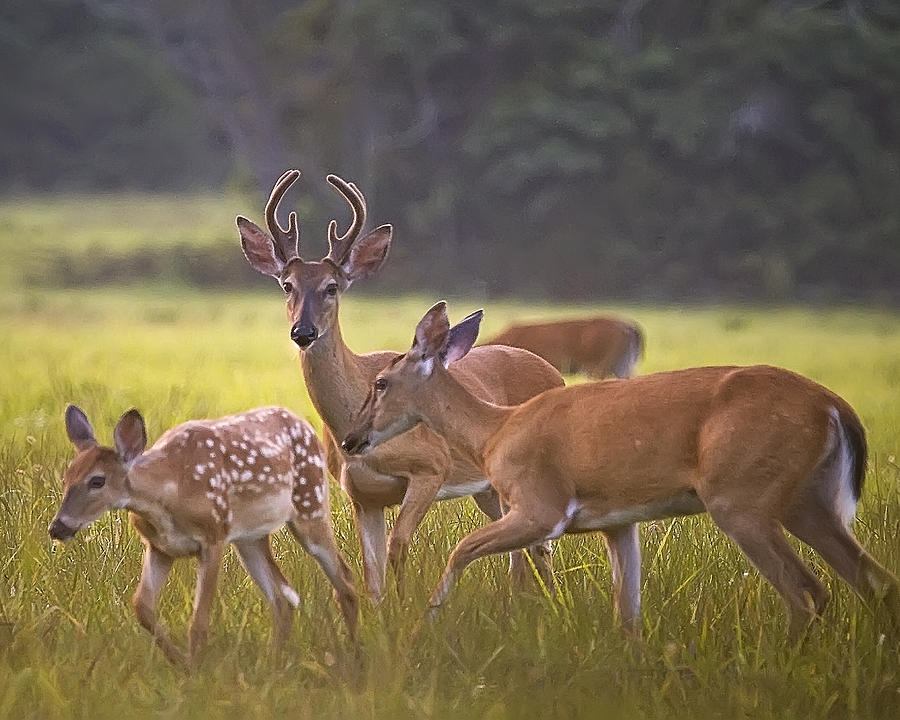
[1,284,899,718]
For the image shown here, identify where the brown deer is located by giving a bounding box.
[236,170,565,603]
[341,302,900,634]
[484,317,644,378]
[50,405,358,665]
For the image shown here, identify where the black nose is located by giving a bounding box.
[341,432,370,456]
[49,518,75,541]
[290,323,318,348]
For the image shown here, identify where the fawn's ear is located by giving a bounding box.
[237,216,285,277]
[409,301,450,375]
[341,225,392,283]
[65,405,97,452]
[441,310,483,367]
[113,409,147,464]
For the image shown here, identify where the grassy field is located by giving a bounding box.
[1,285,898,719]
[0,195,898,718]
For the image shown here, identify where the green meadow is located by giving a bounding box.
[0,196,898,719]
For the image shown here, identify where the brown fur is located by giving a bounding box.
[485,317,644,378]
[237,172,565,603]
[51,406,358,665]
[344,303,900,635]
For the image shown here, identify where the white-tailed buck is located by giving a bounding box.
[484,317,643,379]
[236,171,565,603]
[342,302,899,634]
[50,405,358,665]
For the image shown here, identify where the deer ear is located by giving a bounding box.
[441,309,483,367]
[65,405,97,452]
[237,216,285,277]
[114,409,147,464]
[342,224,391,283]
[410,301,450,374]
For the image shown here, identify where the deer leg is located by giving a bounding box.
[785,506,900,629]
[387,474,443,599]
[233,537,297,652]
[189,541,224,659]
[601,523,642,633]
[320,425,345,482]
[708,509,828,635]
[289,516,359,639]
[472,489,554,594]
[353,502,388,605]
[132,544,183,666]
[428,510,553,616]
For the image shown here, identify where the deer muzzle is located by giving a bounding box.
[49,517,77,542]
[290,322,318,348]
[341,430,371,456]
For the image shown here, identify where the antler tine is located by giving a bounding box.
[326,174,367,263]
[265,170,301,262]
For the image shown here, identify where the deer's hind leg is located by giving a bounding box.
[289,515,359,639]
[709,508,828,634]
[785,503,900,630]
[601,524,642,633]
[233,536,298,652]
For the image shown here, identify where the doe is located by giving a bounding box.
[484,316,644,379]
[50,405,358,665]
[342,302,899,635]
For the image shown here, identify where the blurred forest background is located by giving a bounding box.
[1,0,898,303]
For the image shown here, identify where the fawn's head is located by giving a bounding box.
[237,170,391,350]
[342,301,483,455]
[49,405,147,541]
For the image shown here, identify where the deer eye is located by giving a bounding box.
[282,281,294,294]
[88,475,106,489]
[374,377,387,392]
[325,282,338,297]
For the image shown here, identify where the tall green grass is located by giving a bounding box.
[1,284,898,719]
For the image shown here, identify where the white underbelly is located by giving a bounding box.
[225,486,294,543]
[435,478,492,501]
[569,491,705,533]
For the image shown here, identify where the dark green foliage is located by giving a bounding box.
[2,0,899,302]
[0,0,227,191]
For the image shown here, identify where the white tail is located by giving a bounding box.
[50,405,358,665]
[342,302,900,635]
[237,171,565,603]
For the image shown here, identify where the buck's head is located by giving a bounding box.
[49,405,146,542]
[342,301,482,455]
[237,170,391,350]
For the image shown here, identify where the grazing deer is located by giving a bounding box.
[236,170,565,603]
[342,302,900,634]
[50,405,358,665]
[484,317,644,379]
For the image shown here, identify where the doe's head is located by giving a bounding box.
[49,405,146,542]
[341,301,482,455]
[236,170,392,350]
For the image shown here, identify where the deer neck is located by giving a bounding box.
[121,452,178,520]
[420,369,513,470]
[299,320,370,438]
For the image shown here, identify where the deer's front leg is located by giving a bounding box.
[428,510,552,616]
[132,544,182,665]
[353,502,388,605]
[189,541,224,658]
[473,490,554,594]
[387,473,444,597]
